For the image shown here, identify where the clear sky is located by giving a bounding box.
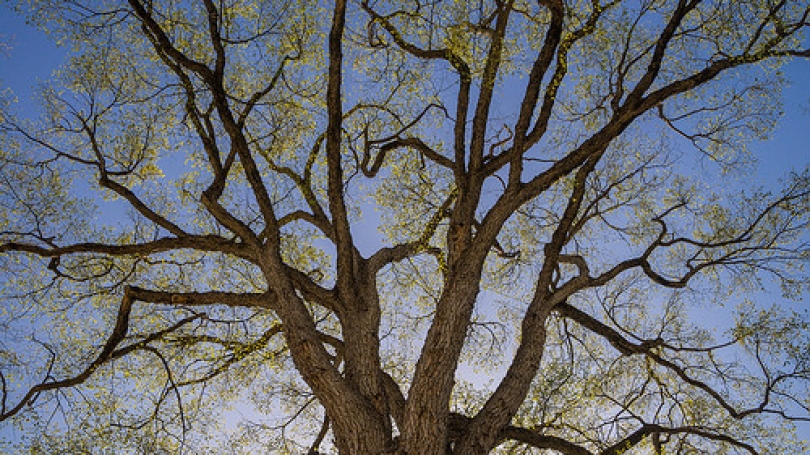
[1,2,809,452]
[1,8,60,105]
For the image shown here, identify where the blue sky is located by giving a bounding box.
[1,8,57,104]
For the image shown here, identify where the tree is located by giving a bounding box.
[1,0,809,453]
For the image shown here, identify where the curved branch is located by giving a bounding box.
[367,188,455,273]
[361,2,470,74]
[359,103,454,174]
[623,0,701,109]
[600,423,758,455]
[500,425,592,455]
[555,301,801,422]
[61,112,189,238]
[449,412,592,455]
[171,324,285,388]
[362,137,454,177]
[361,1,471,180]
[1,289,135,421]
[127,0,213,78]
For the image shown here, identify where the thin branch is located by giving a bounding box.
[0,288,136,421]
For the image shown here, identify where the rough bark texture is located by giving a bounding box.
[1,0,809,454]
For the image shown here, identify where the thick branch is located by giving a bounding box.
[505,0,564,187]
[0,235,250,261]
[457,157,601,453]
[325,0,361,310]
[449,413,592,455]
[126,285,273,309]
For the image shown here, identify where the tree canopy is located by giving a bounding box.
[1,0,809,453]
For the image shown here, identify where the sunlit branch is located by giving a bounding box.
[360,2,470,72]
[361,0,472,180]
[1,288,128,421]
[127,0,213,78]
[743,0,790,55]
[201,0,226,77]
[368,188,455,273]
[623,0,702,108]
[637,44,810,118]
[503,0,564,187]
[170,325,286,388]
[0,235,251,261]
[445,0,518,269]
[126,285,273,309]
[555,301,805,422]
[133,0,282,247]
[302,134,330,225]
[325,0,361,307]
[238,55,295,127]
[468,0,513,175]
[130,3,258,244]
[483,5,807,263]
[524,0,616,146]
